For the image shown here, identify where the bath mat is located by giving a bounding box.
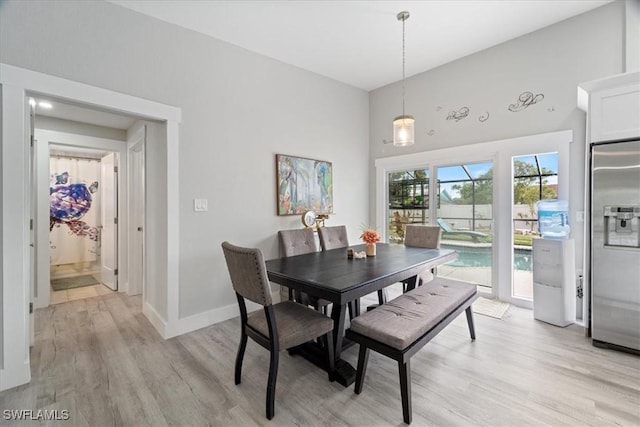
[472,297,510,319]
[51,275,99,292]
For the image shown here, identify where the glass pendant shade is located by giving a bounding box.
[393,114,415,146]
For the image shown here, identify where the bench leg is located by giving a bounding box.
[354,345,369,395]
[398,359,412,424]
[465,306,476,340]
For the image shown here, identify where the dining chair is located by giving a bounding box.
[317,225,349,250]
[221,241,335,420]
[404,224,442,289]
[278,228,331,314]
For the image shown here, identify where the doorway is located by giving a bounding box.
[385,160,495,295]
[47,145,120,304]
[31,97,145,309]
[1,63,180,391]
[511,152,559,300]
[436,162,494,294]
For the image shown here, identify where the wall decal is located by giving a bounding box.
[547,106,555,112]
[427,130,435,136]
[435,106,443,111]
[478,112,490,122]
[508,91,544,112]
[446,107,469,122]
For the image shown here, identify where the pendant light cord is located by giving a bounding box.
[401,15,406,117]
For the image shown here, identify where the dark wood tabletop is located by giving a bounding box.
[265,243,457,386]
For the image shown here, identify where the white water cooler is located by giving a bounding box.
[532,238,575,327]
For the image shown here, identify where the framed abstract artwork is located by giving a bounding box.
[276,154,333,215]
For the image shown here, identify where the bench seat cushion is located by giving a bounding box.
[349,278,477,350]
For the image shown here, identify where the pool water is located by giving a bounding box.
[442,245,532,271]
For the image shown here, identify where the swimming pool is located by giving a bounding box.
[441,244,532,271]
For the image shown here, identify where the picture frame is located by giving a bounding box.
[276,154,333,216]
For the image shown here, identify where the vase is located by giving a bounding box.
[365,243,376,257]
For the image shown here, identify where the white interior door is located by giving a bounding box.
[128,128,145,296]
[100,152,118,290]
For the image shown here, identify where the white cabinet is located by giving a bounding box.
[591,84,640,142]
[579,72,640,143]
[533,239,576,327]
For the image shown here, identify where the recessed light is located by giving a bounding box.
[38,101,53,109]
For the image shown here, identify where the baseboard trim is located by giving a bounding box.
[167,303,240,338]
[164,292,275,339]
[142,302,169,339]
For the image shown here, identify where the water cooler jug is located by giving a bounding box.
[532,238,576,327]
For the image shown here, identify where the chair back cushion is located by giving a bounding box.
[221,241,272,306]
[318,225,349,250]
[404,225,441,249]
[278,228,318,257]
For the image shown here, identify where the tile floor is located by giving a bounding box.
[49,282,115,304]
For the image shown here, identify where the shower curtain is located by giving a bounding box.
[49,157,101,265]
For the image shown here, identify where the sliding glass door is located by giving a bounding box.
[386,161,495,294]
[435,162,493,293]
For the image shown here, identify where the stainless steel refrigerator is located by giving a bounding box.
[590,139,640,353]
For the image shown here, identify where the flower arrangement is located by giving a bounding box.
[360,228,381,245]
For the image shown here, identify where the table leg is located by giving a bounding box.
[330,303,357,387]
[404,275,418,292]
[331,303,347,357]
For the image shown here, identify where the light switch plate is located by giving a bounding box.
[576,211,584,223]
[194,198,208,212]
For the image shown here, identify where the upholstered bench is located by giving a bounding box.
[345,277,479,424]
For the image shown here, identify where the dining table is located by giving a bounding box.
[265,242,457,387]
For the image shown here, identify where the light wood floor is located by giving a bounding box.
[50,283,115,305]
[1,291,639,426]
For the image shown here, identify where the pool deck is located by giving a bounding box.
[439,239,534,300]
[441,238,532,252]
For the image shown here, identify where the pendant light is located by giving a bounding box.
[393,11,415,147]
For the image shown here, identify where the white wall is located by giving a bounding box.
[0,0,368,334]
[36,116,126,141]
[369,1,627,275]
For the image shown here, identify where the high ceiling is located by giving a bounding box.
[109,0,612,91]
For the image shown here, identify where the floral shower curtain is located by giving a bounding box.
[49,157,101,265]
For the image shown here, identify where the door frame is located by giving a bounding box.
[377,156,499,298]
[34,132,126,308]
[375,129,572,307]
[0,63,181,391]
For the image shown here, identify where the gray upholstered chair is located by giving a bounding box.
[404,224,442,287]
[317,225,349,251]
[221,241,335,420]
[278,228,331,314]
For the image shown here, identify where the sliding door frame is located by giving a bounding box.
[375,130,572,307]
